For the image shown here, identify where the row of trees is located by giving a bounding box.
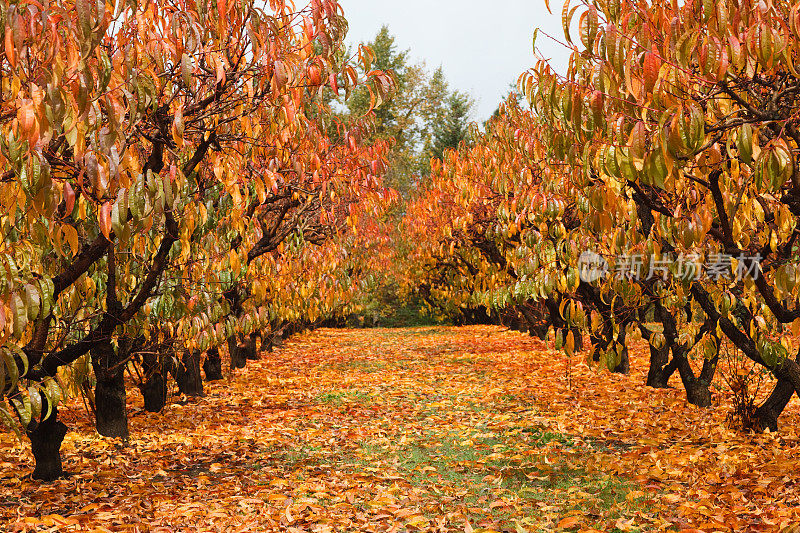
[0,0,396,480]
[396,0,800,431]
[328,26,477,326]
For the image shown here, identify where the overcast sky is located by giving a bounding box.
[338,0,570,122]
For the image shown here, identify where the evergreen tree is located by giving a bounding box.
[428,92,472,162]
[342,27,474,196]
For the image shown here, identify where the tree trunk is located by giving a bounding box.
[518,304,549,340]
[27,394,68,481]
[611,328,629,374]
[141,371,167,412]
[685,381,712,408]
[460,306,493,325]
[675,365,714,408]
[272,335,284,350]
[614,350,630,374]
[654,300,715,407]
[530,325,549,341]
[140,350,169,413]
[590,332,603,363]
[94,373,128,437]
[590,325,628,373]
[754,349,800,431]
[672,353,717,408]
[228,335,247,370]
[754,380,794,431]
[281,322,297,339]
[646,345,677,388]
[203,347,223,381]
[688,354,718,408]
[90,340,129,438]
[263,332,276,353]
[176,350,205,397]
[243,333,259,361]
[569,327,583,352]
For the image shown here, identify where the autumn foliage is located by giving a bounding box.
[0,0,395,480]
[3,0,800,529]
[399,0,800,436]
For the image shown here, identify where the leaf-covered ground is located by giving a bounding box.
[2,326,800,532]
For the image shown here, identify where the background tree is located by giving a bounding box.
[427,92,472,162]
[343,26,474,196]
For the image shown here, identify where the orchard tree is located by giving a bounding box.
[517,0,800,420]
[395,0,800,426]
[0,0,393,480]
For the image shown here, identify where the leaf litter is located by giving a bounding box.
[1,326,799,532]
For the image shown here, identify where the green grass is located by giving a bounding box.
[347,426,651,530]
[446,356,478,365]
[257,443,326,473]
[394,326,455,336]
[274,338,653,531]
[379,304,446,328]
[347,304,448,328]
[322,359,388,373]
[314,389,373,405]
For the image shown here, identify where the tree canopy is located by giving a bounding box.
[4,0,800,505]
[385,0,800,434]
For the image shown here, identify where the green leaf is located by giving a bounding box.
[0,404,21,441]
[688,104,705,152]
[736,124,753,164]
[45,377,63,406]
[554,328,564,350]
[563,3,580,45]
[11,292,27,338]
[8,343,28,379]
[1,347,19,390]
[11,395,32,426]
[24,283,41,321]
[28,386,42,422]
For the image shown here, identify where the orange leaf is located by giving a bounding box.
[63,182,76,216]
[329,72,339,95]
[557,516,580,529]
[4,25,15,68]
[643,49,661,91]
[98,201,112,241]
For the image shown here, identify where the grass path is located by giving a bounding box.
[2,326,800,531]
